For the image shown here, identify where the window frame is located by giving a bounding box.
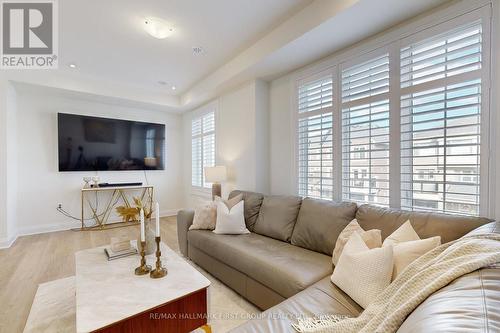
[291,4,492,217]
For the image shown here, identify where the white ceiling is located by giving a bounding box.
[58,0,309,94]
[6,0,453,112]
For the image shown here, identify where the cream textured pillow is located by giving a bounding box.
[189,201,217,230]
[382,220,420,246]
[213,200,250,235]
[390,236,441,279]
[382,220,441,279]
[332,219,382,266]
[331,232,393,308]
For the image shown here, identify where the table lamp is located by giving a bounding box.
[204,166,227,200]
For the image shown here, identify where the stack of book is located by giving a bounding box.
[104,244,137,261]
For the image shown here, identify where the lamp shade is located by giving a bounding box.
[204,166,227,183]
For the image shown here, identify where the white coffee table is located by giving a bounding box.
[75,242,211,333]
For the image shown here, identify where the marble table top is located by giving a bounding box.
[75,242,211,333]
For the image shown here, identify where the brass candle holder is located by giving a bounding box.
[150,236,167,279]
[135,240,151,275]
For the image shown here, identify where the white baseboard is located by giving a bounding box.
[0,209,182,249]
[0,235,18,249]
[16,221,78,237]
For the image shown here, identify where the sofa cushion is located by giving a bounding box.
[228,276,362,333]
[253,195,302,242]
[291,198,357,255]
[356,204,491,244]
[228,190,264,231]
[187,230,332,298]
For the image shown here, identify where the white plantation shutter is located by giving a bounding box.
[191,112,215,188]
[400,21,483,215]
[400,22,482,88]
[297,75,334,199]
[341,54,390,206]
[293,10,490,217]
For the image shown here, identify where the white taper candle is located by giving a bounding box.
[140,208,145,242]
[155,202,160,237]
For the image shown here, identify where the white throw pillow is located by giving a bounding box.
[213,200,250,235]
[383,221,441,279]
[332,219,382,266]
[214,193,243,210]
[382,220,419,246]
[331,232,393,308]
[390,236,441,279]
[189,201,217,230]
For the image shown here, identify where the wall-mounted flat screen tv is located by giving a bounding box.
[58,113,165,171]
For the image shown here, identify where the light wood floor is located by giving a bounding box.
[0,217,185,333]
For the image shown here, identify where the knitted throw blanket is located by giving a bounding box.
[293,233,500,333]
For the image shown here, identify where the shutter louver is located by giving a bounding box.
[401,22,482,88]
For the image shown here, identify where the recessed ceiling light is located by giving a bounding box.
[144,17,174,39]
[171,86,176,91]
[68,63,77,69]
[192,47,204,55]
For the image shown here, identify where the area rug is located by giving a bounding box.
[24,267,259,332]
[23,276,76,333]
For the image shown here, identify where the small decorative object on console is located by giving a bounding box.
[83,176,92,189]
[91,176,100,187]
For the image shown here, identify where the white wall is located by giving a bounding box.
[0,79,18,247]
[269,74,294,196]
[6,82,18,243]
[13,85,183,236]
[182,80,269,208]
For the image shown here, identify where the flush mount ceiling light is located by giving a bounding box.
[143,17,174,39]
[171,86,176,91]
[68,63,77,69]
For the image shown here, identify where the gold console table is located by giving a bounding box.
[80,185,154,230]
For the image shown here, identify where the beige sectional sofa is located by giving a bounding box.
[177,190,500,332]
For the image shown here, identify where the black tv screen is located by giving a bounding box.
[58,113,165,171]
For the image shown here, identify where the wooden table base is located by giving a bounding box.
[92,289,208,333]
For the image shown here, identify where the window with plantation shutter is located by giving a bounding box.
[341,53,391,206]
[294,10,491,217]
[400,21,483,215]
[192,112,215,188]
[297,75,334,199]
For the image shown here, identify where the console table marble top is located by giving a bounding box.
[75,242,211,333]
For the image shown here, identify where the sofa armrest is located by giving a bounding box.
[177,209,195,257]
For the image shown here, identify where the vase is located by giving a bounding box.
[139,219,156,255]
